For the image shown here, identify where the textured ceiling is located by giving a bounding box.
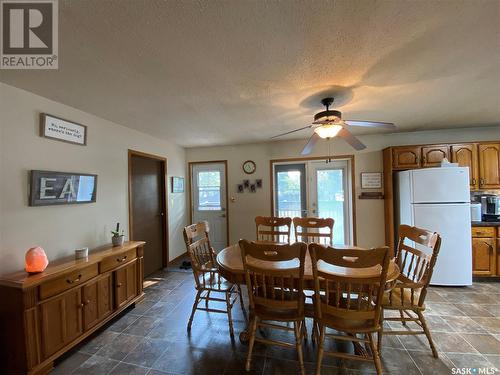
[1,0,499,147]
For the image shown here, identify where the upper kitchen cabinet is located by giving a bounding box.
[479,143,500,189]
[451,143,478,189]
[421,145,450,167]
[392,146,421,169]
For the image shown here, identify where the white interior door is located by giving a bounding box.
[191,163,227,251]
[309,160,352,245]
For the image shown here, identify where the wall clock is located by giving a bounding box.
[242,160,256,174]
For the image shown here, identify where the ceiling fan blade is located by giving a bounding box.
[271,125,313,139]
[301,133,320,155]
[344,120,396,130]
[338,128,366,150]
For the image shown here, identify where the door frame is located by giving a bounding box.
[128,149,169,268]
[188,160,230,247]
[269,155,357,245]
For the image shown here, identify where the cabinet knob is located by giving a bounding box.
[117,283,122,288]
[77,303,84,309]
[66,274,82,284]
[83,299,90,305]
[117,255,127,263]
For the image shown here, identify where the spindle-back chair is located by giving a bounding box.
[255,216,292,243]
[309,243,391,375]
[293,217,334,245]
[239,239,307,375]
[379,224,441,357]
[183,222,245,337]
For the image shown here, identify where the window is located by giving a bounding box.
[197,171,221,211]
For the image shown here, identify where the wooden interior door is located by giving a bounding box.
[478,143,500,189]
[82,274,112,331]
[114,261,138,308]
[39,288,83,358]
[392,146,421,169]
[472,238,495,276]
[421,145,450,167]
[130,151,167,276]
[451,143,478,189]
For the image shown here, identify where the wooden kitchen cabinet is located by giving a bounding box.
[39,288,83,359]
[472,238,496,276]
[421,144,450,167]
[478,143,500,189]
[451,143,478,189]
[392,146,421,169]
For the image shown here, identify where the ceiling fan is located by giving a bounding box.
[271,97,396,155]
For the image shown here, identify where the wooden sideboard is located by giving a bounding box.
[383,141,500,250]
[0,241,145,375]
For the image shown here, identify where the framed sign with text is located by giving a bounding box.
[361,172,383,189]
[29,170,97,206]
[40,113,87,145]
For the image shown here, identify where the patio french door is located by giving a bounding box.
[273,159,353,245]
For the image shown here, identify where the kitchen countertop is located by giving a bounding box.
[471,221,500,227]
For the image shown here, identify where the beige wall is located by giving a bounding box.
[0,83,187,274]
[186,126,500,248]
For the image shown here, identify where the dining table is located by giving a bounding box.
[216,242,401,343]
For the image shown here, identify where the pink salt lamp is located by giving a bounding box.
[25,247,49,273]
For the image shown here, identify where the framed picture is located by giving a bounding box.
[171,176,184,193]
[29,170,97,206]
[250,184,257,193]
[256,179,262,188]
[361,172,383,189]
[243,179,250,188]
[40,113,87,146]
[237,184,244,193]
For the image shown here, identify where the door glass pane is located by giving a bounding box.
[276,170,302,217]
[197,171,221,211]
[317,169,345,243]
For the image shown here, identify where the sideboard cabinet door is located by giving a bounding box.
[39,288,83,359]
[82,274,113,331]
[114,261,138,309]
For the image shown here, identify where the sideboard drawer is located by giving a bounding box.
[100,249,137,273]
[39,264,98,300]
[472,227,496,238]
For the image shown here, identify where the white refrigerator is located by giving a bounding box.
[396,167,472,286]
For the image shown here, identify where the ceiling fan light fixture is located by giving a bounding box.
[314,124,343,139]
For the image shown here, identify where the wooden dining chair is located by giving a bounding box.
[239,239,307,375]
[293,217,334,245]
[309,243,391,375]
[378,225,441,358]
[183,222,245,337]
[255,216,292,243]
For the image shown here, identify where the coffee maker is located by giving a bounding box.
[481,194,500,222]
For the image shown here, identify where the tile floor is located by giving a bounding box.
[51,270,500,374]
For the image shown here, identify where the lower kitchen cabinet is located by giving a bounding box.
[472,226,498,277]
[472,237,496,276]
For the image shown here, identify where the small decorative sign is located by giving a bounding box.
[40,114,87,145]
[361,172,382,189]
[171,176,184,193]
[29,170,97,206]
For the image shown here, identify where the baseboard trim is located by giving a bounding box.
[169,251,188,265]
